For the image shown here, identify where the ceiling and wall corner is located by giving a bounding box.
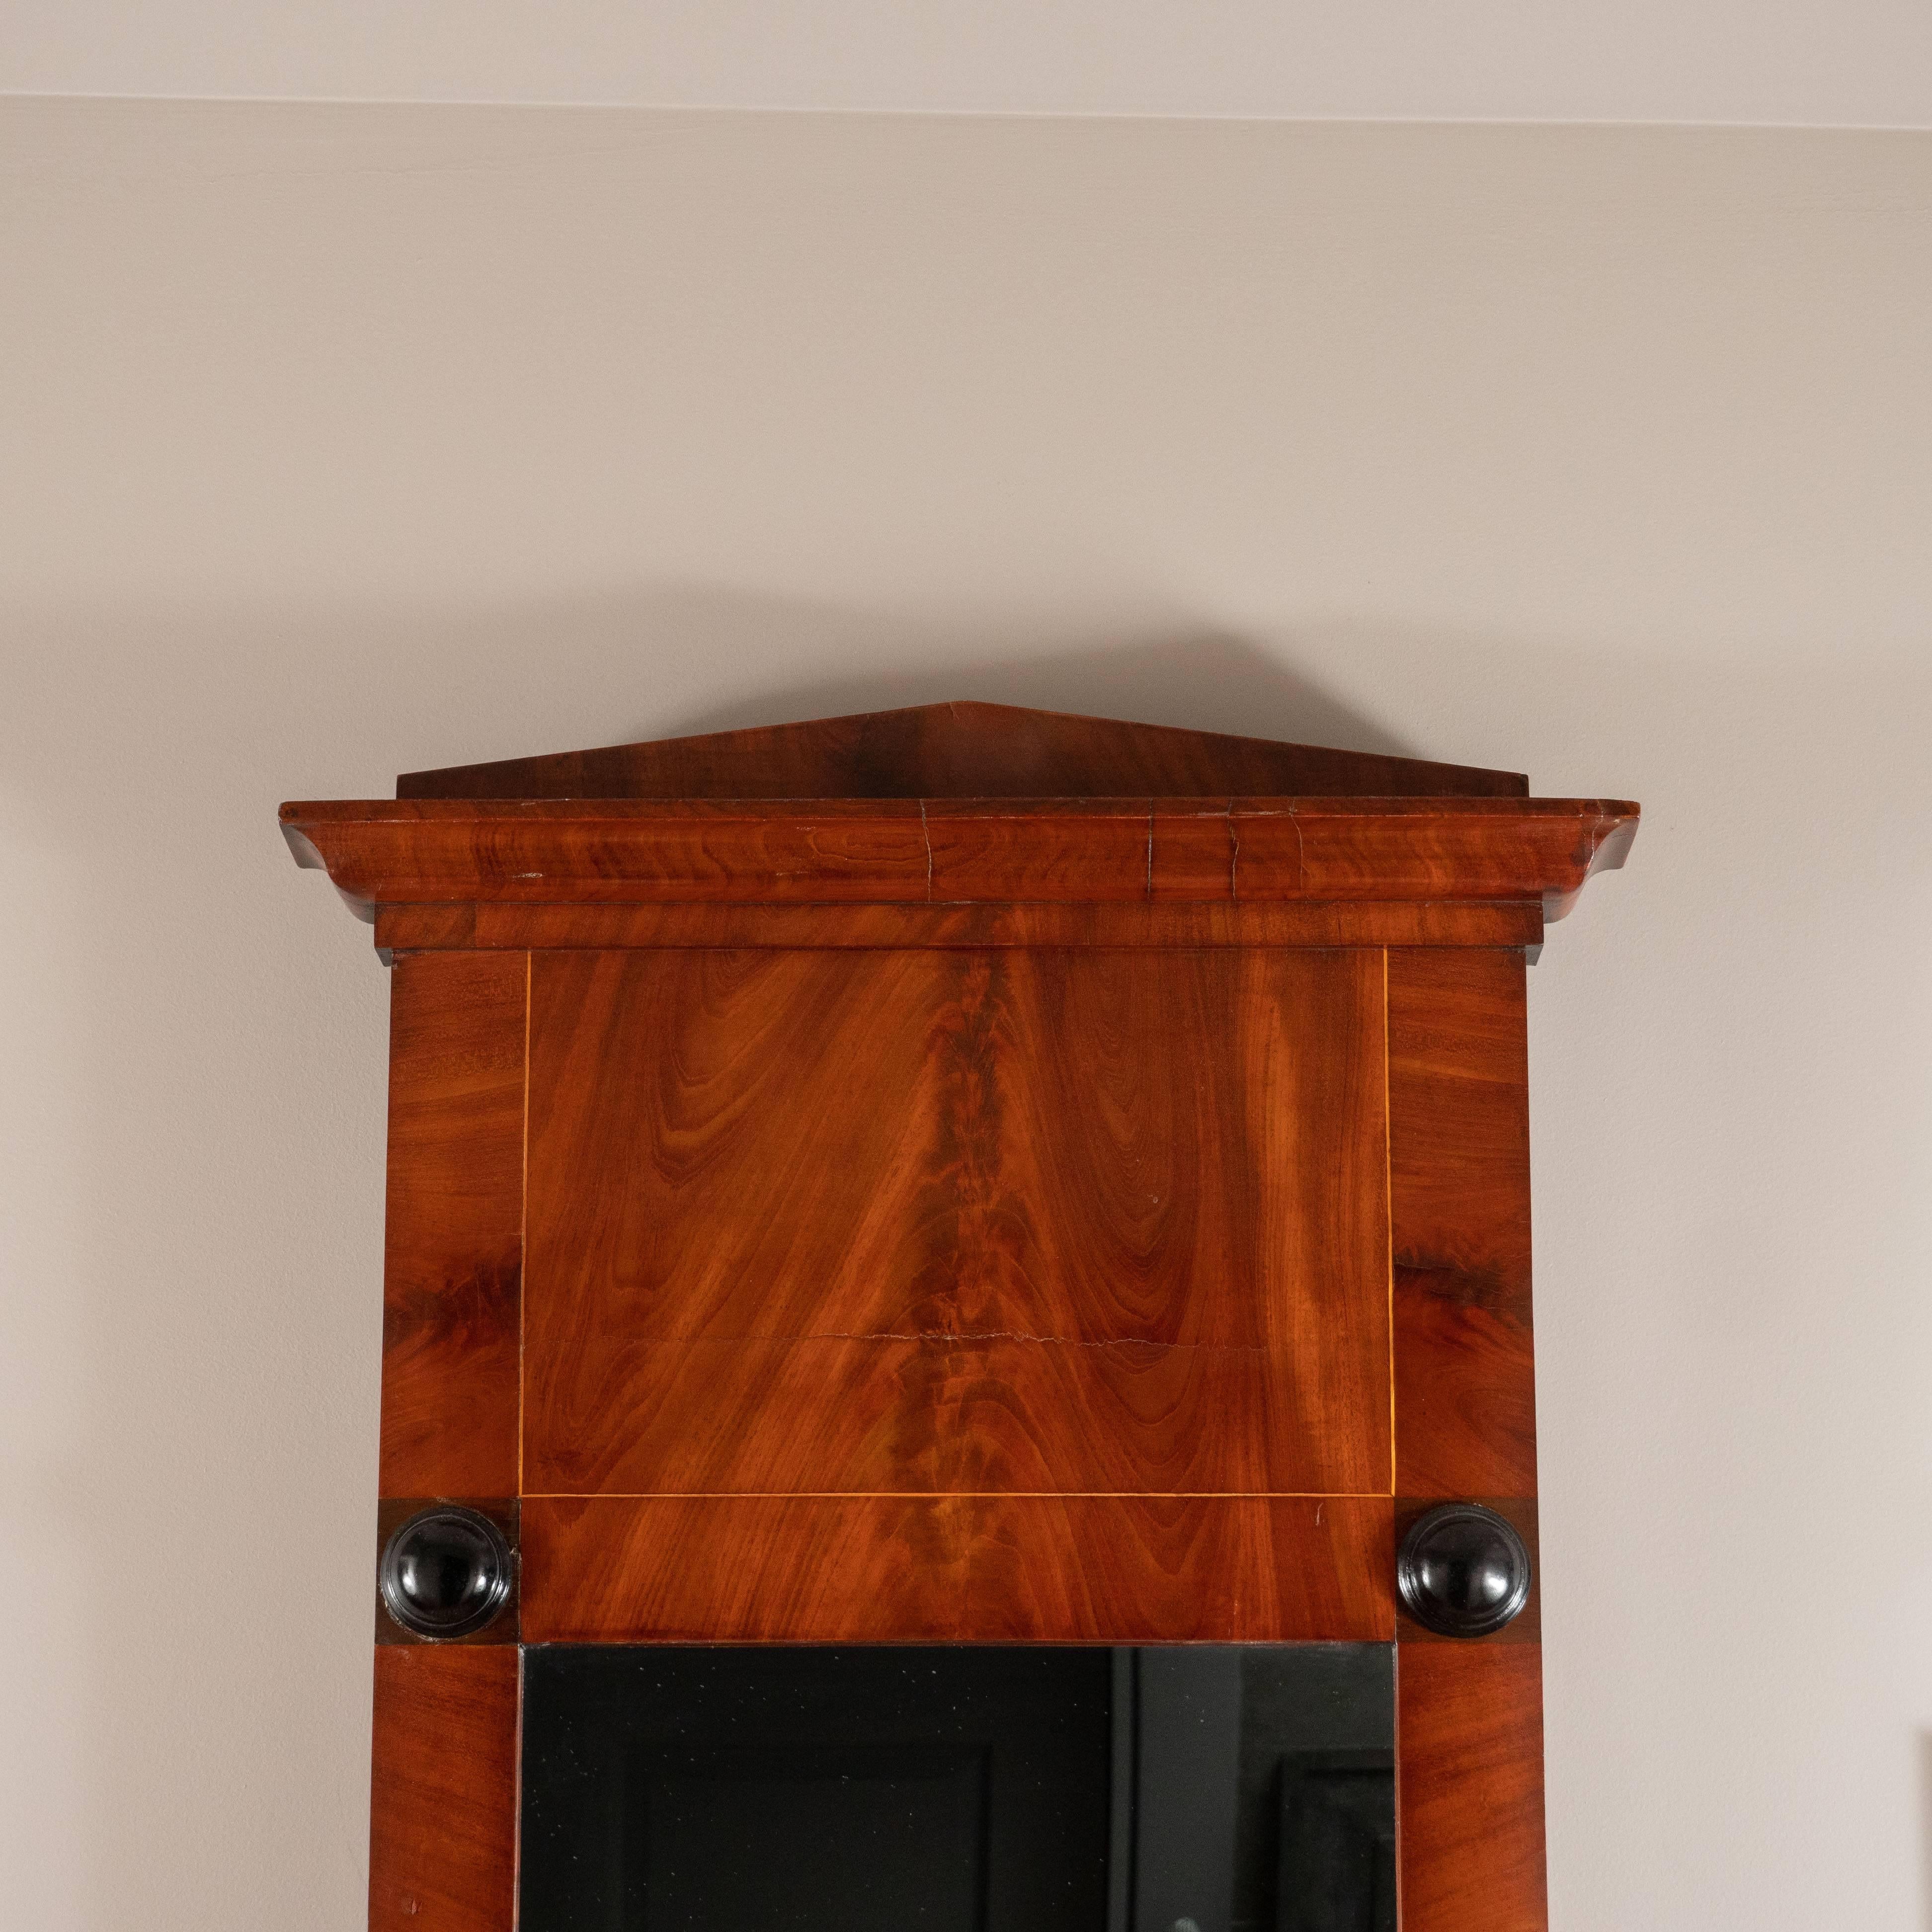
[2,0,1931,126]
[1,11,1929,1932]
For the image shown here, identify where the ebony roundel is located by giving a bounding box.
[379,1505,513,1640]
[1396,1503,1532,1639]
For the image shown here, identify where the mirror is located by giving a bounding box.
[520,1642,1394,1932]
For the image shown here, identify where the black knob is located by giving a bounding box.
[1396,1503,1532,1638]
[379,1506,513,1640]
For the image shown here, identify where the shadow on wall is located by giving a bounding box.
[15,580,1930,1932]
[640,620,1425,765]
[0,585,1440,1932]
[288,579,1428,790]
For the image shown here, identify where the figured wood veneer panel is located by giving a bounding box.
[525,1337,1336,1496]
[520,1494,1394,1643]
[1397,1645,1547,1931]
[380,952,526,1497]
[369,1645,518,1931]
[522,948,1391,1497]
[1387,948,1536,1499]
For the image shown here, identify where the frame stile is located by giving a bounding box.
[1388,948,1547,1931]
[370,950,529,1929]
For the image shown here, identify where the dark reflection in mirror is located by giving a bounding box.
[520,1643,1393,1932]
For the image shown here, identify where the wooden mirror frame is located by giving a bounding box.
[283,702,1637,1932]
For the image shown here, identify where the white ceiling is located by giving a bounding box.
[5,0,1931,127]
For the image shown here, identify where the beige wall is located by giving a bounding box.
[7,0,1932,125]
[3,98,1930,1930]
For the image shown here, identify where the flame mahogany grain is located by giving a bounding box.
[523,1336,1358,1497]
[368,1645,518,1932]
[379,952,526,1498]
[521,946,1392,1501]
[520,1494,1396,1644]
[284,704,1634,1932]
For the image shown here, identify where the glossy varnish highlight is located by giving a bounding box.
[520,1493,1396,1644]
[521,946,1392,1500]
[286,704,1634,1932]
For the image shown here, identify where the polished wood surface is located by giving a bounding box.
[375,896,1544,954]
[1397,1645,1547,1932]
[1387,949,1536,1500]
[521,947,1391,1498]
[521,1494,1395,1643]
[282,704,1635,1932]
[379,953,526,1499]
[398,699,1529,802]
[368,1645,518,1932]
[281,794,1639,919]
[526,1337,1361,1496]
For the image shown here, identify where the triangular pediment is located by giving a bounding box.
[397,701,1525,801]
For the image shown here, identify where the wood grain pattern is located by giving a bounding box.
[524,1337,1349,1496]
[378,901,476,950]
[525,948,1381,1344]
[1387,949,1536,1499]
[521,947,1391,1498]
[380,952,526,1498]
[1389,951,1546,1930]
[1397,1645,1547,1931]
[520,1494,1395,1643]
[282,705,1636,1932]
[923,796,1151,901]
[374,897,1544,954]
[368,1644,518,1932]
[396,699,1528,802]
[1237,801,1637,912]
[286,798,932,909]
[282,796,1638,919]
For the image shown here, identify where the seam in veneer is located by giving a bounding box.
[778,1329,1281,1353]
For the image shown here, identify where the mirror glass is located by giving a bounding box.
[520,1642,1394,1932]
